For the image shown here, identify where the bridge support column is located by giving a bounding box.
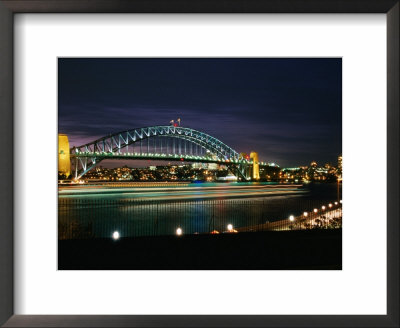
[250,152,260,180]
[58,134,71,178]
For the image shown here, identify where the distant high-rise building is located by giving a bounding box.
[338,155,342,178]
[58,134,71,178]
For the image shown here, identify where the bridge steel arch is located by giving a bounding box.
[71,126,249,180]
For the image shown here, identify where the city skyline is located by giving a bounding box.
[58,58,342,167]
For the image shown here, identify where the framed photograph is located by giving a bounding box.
[0,1,398,327]
[57,57,343,271]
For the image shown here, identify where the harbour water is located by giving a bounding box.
[58,182,341,239]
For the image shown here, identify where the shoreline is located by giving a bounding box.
[237,205,342,232]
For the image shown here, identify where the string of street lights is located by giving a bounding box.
[110,199,342,240]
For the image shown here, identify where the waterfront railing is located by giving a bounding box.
[58,198,342,240]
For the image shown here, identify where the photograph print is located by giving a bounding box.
[58,58,342,270]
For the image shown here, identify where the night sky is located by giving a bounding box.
[58,58,342,168]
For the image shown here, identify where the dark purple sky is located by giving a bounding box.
[58,58,341,168]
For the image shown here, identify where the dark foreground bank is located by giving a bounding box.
[58,229,342,270]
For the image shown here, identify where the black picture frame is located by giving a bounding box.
[0,1,398,327]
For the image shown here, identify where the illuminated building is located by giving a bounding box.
[192,163,206,169]
[58,134,71,177]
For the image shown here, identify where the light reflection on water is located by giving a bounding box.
[58,183,341,240]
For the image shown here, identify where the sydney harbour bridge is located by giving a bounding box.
[59,125,272,181]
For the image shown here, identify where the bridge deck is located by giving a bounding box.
[70,152,272,166]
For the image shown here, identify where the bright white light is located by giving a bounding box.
[176,227,183,236]
[289,215,295,222]
[340,200,342,203]
[112,231,120,240]
[303,212,308,217]
[322,206,326,210]
[227,224,233,231]
[329,203,333,208]
[313,209,318,213]
[334,201,338,205]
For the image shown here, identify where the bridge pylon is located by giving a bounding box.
[250,151,260,180]
[58,134,71,178]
